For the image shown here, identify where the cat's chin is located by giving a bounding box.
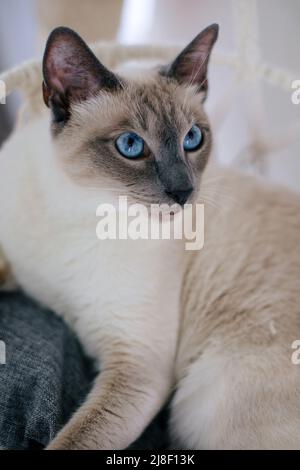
[169,206,183,217]
[153,203,183,220]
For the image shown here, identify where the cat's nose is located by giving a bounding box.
[165,187,193,205]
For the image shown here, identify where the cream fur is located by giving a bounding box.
[171,167,300,449]
[0,112,184,449]
[0,62,300,450]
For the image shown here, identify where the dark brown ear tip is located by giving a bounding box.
[210,23,219,31]
[46,26,81,43]
[211,23,219,37]
[43,26,87,83]
[203,23,219,40]
[43,26,84,60]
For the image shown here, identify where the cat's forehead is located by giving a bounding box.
[126,77,193,127]
[70,74,206,139]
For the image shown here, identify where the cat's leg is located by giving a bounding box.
[45,237,183,450]
[47,335,174,450]
[170,348,300,449]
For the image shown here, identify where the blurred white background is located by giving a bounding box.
[0,0,299,191]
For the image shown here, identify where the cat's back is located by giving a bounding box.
[178,165,300,365]
[172,167,300,449]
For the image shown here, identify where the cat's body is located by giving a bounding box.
[0,25,300,449]
[173,169,300,449]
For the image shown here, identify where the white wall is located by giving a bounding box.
[0,0,37,71]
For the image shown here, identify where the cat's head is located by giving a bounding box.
[42,25,218,208]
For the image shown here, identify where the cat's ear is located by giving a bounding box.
[162,24,218,100]
[42,27,121,123]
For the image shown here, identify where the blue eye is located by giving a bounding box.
[116,132,144,158]
[183,125,203,152]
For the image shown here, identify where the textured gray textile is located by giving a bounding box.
[0,291,168,449]
[0,291,95,449]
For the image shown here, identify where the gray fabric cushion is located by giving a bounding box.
[0,291,95,449]
[0,291,169,449]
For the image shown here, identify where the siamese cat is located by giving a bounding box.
[0,24,300,450]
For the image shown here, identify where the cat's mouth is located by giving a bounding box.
[124,186,196,215]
